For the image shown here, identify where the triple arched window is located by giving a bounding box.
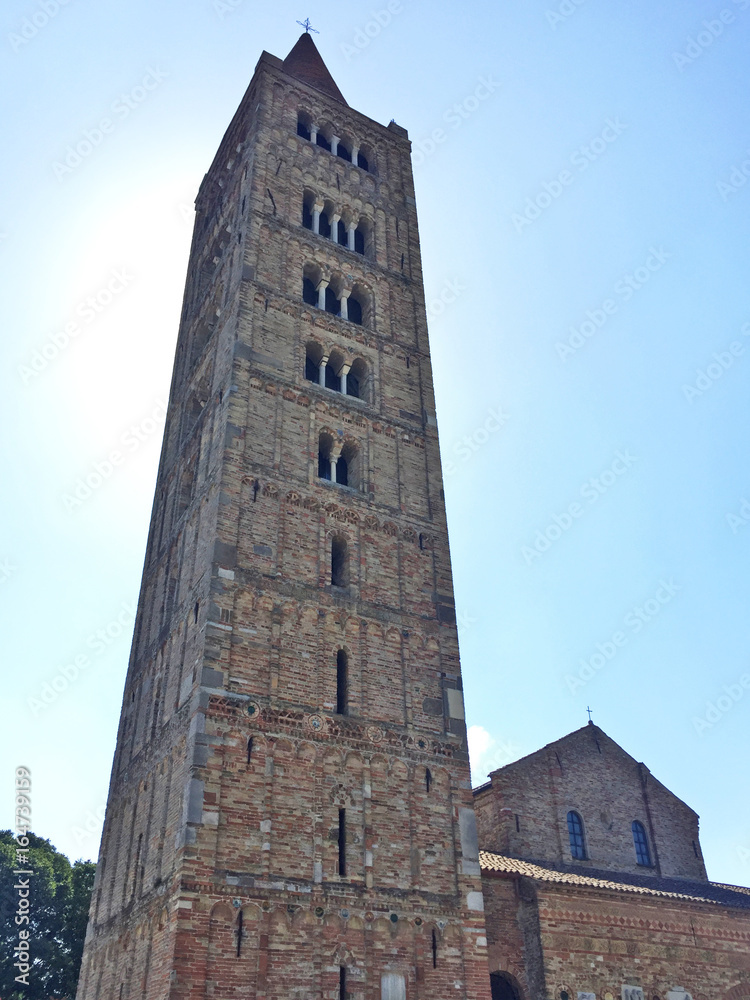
[301,265,370,328]
[297,112,374,173]
[304,342,369,401]
[302,192,370,257]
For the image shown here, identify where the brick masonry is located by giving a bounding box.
[75,34,491,1000]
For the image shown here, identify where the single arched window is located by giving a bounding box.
[356,151,369,171]
[354,228,365,255]
[336,142,352,163]
[490,972,522,1000]
[302,196,314,231]
[347,295,363,326]
[304,342,322,383]
[337,219,348,245]
[632,820,652,866]
[316,131,332,152]
[318,433,333,481]
[331,535,349,587]
[567,810,587,860]
[324,285,340,317]
[319,211,332,240]
[324,362,341,391]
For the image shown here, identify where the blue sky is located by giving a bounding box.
[1,0,749,885]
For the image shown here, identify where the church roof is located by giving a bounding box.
[283,32,348,105]
[480,851,750,910]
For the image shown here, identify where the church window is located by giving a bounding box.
[338,808,347,875]
[236,909,244,957]
[337,142,352,162]
[319,210,332,239]
[431,928,438,967]
[325,361,341,391]
[354,227,365,255]
[632,820,651,866]
[357,151,369,171]
[347,295,363,326]
[338,219,348,245]
[347,358,365,399]
[303,276,318,307]
[305,342,323,383]
[490,972,522,1000]
[566,810,587,860]
[318,433,334,481]
[331,535,349,587]
[340,966,348,1000]
[336,650,348,715]
[246,737,254,763]
[297,113,311,140]
[302,195,314,231]
[425,767,432,792]
[325,285,341,316]
[316,131,332,152]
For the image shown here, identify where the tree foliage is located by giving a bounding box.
[0,831,96,1000]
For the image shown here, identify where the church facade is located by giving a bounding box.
[76,32,490,1000]
[476,725,750,1000]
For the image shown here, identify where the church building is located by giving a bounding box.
[75,30,750,1000]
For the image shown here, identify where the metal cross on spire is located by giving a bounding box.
[296,18,319,33]
[586,706,593,722]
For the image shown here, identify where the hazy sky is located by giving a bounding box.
[1,0,749,886]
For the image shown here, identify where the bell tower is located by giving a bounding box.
[77,33,491,1000]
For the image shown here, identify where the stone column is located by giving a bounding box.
[339,289,351,322]
[351,144,359,166]
[312,203,323,236]
[331,213,341,243]
[318,354,329,387]
[347,224,356,252]
[339,363,351,396]
[316,280,329,311]
[331,135,339,156]
[310,125,318,144]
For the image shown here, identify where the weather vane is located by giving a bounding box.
[586,706,593,722]
[297,18,319,33]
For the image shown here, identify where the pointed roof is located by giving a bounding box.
[283,32,347,105]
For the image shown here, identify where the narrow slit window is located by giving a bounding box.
[431,929,438,968]
[336,650,348,715]
[338,808,346,876]
[247,737,254,764]
[425,767,432,792]
[339,966,347,1000]
[236,909,243,957]
[331,536,349,587]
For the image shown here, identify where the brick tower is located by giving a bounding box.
[76,33,491,1000]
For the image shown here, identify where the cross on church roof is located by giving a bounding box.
[586,706,593,722]
[296,18,319,33]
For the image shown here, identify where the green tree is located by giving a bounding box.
[0,831,96,999]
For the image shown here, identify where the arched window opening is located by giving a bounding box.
[337,219,348,245]
[337,142,352,162]
[331,535,349,587]
[303,276,317,307]
[325,364,341,391]
[347,358,367,400]
[318,433,334,481]
[347,295,363,326]
[567,810,587,860]
[354,228,365,255]
[325,285,340,316]
[339,441,359,490]
[302,194,314,231]
[490,972,522,1000]
[305,342,323,383]
[316,131,332,152]
[632,820,652,866]
[431,928,438,968]
[319,211,332,239]
[297,114,311,140]
[356,151,369,171]
[339,966,347,1000]
[425,768,432,792]
[336,650,348,715]
[338,808,347,875]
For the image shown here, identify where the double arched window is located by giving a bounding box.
[297,112,375,173]
[566,810,587,860]
[632,820,652,866]
[318,432,360,490]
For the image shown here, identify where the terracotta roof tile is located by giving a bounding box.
[479,851,750,909]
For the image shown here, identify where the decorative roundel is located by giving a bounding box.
[307,714,325,732]
[389,913,399,923]
[365,911,374,922]
[232,898,242,908]
[340,909,350,919]
[367,726,383,743]
[262,901,271,911]
[558,987,572,1000]
[314,907,325,918]
[414,917,423,926]
[247,701,261,718]
[417,739,426,749]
